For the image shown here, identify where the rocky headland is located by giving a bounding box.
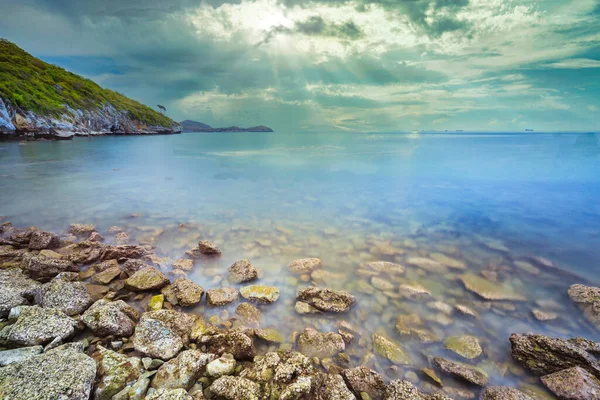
[181,120,274,133]
[1,220,600,400]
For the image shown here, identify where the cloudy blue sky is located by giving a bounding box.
[1,0,599,132]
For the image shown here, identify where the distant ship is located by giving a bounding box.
[525,129,534,132]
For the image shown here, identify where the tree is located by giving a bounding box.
[157,104,166,114]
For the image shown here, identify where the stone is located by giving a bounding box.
[34,274,93,316]
[21,252,77,279]
[297,328,345,358]
[365,261,405,275]
[0,268,41,318]
[0,344,96,400]
[479,386,534,400]
[122,259,151,276]
[91,266,122,284]
[342,366,386,399]
[510,333,600,377]
[92,345,141,400]
[206,355,237,377]
[125,266,169,291]
[296,286,355,313]
[64,240,104,265]
[236,302,261,327]
[209,376,261,400]
[532,309,558,321]
[161,278,204,306]
[69,223,96,236]
[295,301,321,314]
[371,276,395,291]
[240,285,280,303]
[568,284,600,328]
[433,357,488,386]
[172,258,194,271]
[95,259,119,271]
[315,373,356,400]
[430,253,467,270]
[406,257,447,273]
[89,232,105,242]
[455,305,479,319]
[200,330,256,360]
[228,259,259,284]
[148,294,165,311]
[289,258,322,274]
[151,350,215,391]
[460,273,526,301]
[444,335,483,359]
[0,345,43,367]
[0,305,77,346]
[146,388,193,400]
[373,334,412,365]
[384,380,427,400]
[187,240,221,257]
[206,287,239,306]
[28,230,60,250]
[541,366,600,400]
[398,283,431,299]
[280,376,312,400]
[255,328,285,343]
[133,310,195,360]
[82,299,139,337]
[422,368,443,387]
[101,245,150,261]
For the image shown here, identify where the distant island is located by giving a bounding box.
[0,39,180,140]
[181,120,273,133]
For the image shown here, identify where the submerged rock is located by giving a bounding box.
[186,240,221,258]
[125,266,169,291]
[541,366,600,400]
[373,334,412,365]
[510,333,600,377]
[209,376,261,400]
[240,285,280,303]
[342,366,386,399]
[151,349,215,391]
[289,258,322,274]
[206,287,239,306]
[133,310,195,360]
[460,273,526,301]
[365,261,405,275]
[200,329,256,360]
[0,344,96,400]
[171,258,194,271]
[0,268,41,318]
[161,278,204,306]
[296,286,355,313]
[69,223,96,237]
[82,299,139,337]
[92,345,142,400]
[0,305,77,346]
[228,259,259,284]
[444,335,483,359]
[479,386,534,400]
[298,328,345,358]
[406,257,447,273]
[236,302,262,327]
[34,273,93,316]
[433,357,488,386]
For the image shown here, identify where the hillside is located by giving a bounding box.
[181,119,273,133]
[0,39,180,139]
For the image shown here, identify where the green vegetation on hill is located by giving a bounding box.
[0,39,174,126]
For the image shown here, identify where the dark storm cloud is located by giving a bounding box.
[259,15,363,45]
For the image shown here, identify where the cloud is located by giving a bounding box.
[544,58,600,69]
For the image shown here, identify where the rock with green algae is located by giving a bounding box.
[296,286,355,313]
[0,305,77,346]
[444,335,483,359]
[146,388,193,400]
[161,278,204,307]
[209,375,261,400]
[133,310,195,360]
[255,327,285,343]
[206,354,236,377]
[342,366,386,399]
[34,272,93,316]
[384,379,453,400]
[298,328,345,358]
[459,273,526,301]
[81,299,139,337]
[124,266,169,291]
[0,343,96,400]
[91,345,142,400]
[373,334,412,365]
[199,329,256,360]
[0,345,43,367]
[147,294,164,311]
[151,349,215,391]
[240,285,280,303]
[541,366,600,400]
[422,368,443,387]
[479,386,534,400]
[433,357,488,386]
[206,287,239,306]
[0,268,41,318]
[280,375,312,400]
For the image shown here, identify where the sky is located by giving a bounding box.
[0,0,599,132]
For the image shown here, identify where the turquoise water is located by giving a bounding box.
[1,131,600,393]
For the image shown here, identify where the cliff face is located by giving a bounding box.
[0,39,180,140]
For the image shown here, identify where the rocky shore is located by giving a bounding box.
[1,221,600,400]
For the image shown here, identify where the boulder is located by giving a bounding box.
[199,329,255,360]
[0,345,43,367]
[235,302,262,327]
[64,240,104,265]
[541,366,600,400]
[314,373,356,400]
[240,285,280,303]
[459,274,526,301]
[373,334,412,365]
[342,366,386,399]
[69,223,96,236]
[228,259,259,284]
[206,355,237,377]
[125,266,169,291]
[172,258,194,271]
[209,376,261,400]
[206,287,239,306]
[289,258,322,274]
[161,278,204,306]
[297,328,345,358]
[510,333,600,377]
[101,245,150,261]
[34,273,93,316]
[91,266,122,284]
[479,386,534,400]
[82,299,139,337]
[0,305,77,346]
[121,259,151,276]
[568,284,600,328]
[187,241,221,258]
[133,310,195,360]
[21,252,77,279]
[296,287,355,313]
[0,268,41,318]
[0,344,96,400]
[151,349,215,391]
[433,357,488,386]
[91,346,142,400]
[28,230,60,250]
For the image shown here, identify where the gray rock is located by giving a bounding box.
[209,376,261,400]
[0,305,77,346]
[121,259,151,276]
[199,329,255,360]
[296,286,356,313]
[569,284,600,328]
[21,252,77,279]
[151,349,215,391]
[315,373,356,400]
[289,258,322,274]
[146,388,193,400]
[91,345,142,400]
[161,278,204,307]
[384,380,426,400]
[0,345,43,366]
[228,259,259,284]
[206,287,239,306]
[297,327,345,358]
[510,333,600,377]
[433,357,489,386]
[479,386,534,400]
[133,310,195,360]
[82,299,139,337]
[206,355,236,377]
[0,268,41,318]
[541,366,600,400]
[280,375,312,400]
[342,366,386,399]
[34,273,93,316]
[0,344,96,400]
[28,230,60,250]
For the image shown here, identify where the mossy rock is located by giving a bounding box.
[373,334,412,365]
[444,335,483,359]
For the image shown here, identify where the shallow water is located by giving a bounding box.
[1,131,600,396]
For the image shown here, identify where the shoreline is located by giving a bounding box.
[0,129,183,142]
[1,221,599,399]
